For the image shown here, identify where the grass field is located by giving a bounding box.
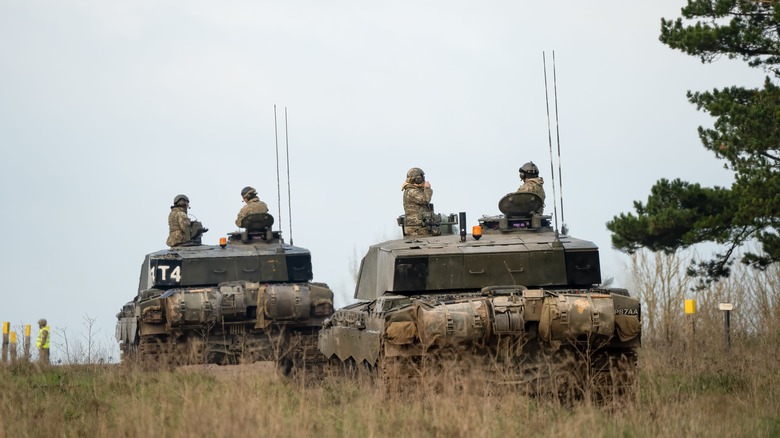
[1,339,779,438]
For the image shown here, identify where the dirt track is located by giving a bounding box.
[175,361,277,379]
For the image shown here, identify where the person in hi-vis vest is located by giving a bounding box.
[37,319,50,365]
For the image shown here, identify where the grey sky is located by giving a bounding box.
[0,0,766,361]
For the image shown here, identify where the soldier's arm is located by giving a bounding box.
[40,330,48,346]
[407,188,432,205]
[178,212,192,235]
[235,207,245,227]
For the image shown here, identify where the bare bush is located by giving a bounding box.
[629,248,780,348]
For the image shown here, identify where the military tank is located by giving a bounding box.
[318,192,641,398]
[116,212,334,371]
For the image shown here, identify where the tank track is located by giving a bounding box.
[368,345,638,402]
[136,328,328,373]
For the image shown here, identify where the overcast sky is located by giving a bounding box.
[0,0,767,362]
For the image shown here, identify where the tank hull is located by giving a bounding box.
[116,232,333,371]
[118,280,333,369]
[318,287,640,399]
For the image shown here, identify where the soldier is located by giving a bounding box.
[166,194,192,247]
[36,318,50,365]
[402,167,434,236]
[236,186,269,227]
[516,161,545,215]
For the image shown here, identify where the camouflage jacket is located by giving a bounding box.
[403,184,433,227]
[517,177,545,215]
[236,198,269,227]
[166,206,191,247]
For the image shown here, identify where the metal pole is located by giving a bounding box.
[724,309,731,350]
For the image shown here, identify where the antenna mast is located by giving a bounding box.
[274,105,283,242]
[284,107,294,246]
[552,51,566,227]
[542,52,560,236]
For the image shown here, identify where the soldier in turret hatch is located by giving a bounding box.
[236,186,269,228]
[167,194,192,247]
[516,161,545,215]
[402,167,434,236]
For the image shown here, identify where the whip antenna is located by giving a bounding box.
[543,52,560,236]
[552,50,566,229]
[274,105,283,242]
[284,107,294,246]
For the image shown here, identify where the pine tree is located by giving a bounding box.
[607,0,780,285]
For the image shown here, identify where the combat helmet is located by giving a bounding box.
[241,186,258,200]
[173,194,189,207]
[406,167,425,185]
[38,318,47,326]
[519,162,539,179]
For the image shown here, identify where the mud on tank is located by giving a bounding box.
[318,192,641,400]
[116,213,334,371]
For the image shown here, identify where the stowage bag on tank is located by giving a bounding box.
[416,299,489,348]
[163,288,219,326]
[260,284,312,321]
[539,293,615,343]
[612,293,641,342]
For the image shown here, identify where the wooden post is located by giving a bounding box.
[24,324,31,361]
[9,332,16,362]
[1,322,9,363]
[719,303,734,350]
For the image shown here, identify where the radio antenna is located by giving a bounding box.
[552,50,566,230]
[274,105,283,242]
[542,52,560,236]
[284,107,294,246]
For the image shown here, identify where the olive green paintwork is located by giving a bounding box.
[116,213,334,368]
[318,193,641,395]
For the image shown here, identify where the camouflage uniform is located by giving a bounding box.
[403,184,433,236]
[166,206,191,247]
[517,177,545,215]
[236,198,269,227]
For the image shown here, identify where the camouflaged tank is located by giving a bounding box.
[318,193,641,398]
[116,213,334,371]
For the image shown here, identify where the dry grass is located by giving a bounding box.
[1,340,779,438]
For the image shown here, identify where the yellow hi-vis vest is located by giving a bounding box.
[36,325,50,349]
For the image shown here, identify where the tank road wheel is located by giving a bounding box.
[139,336,174,370]
[379,356,402,394]
[523,347,587,403]
[589,350,639,403]
[119,341,140,366]
[274,329,326,378]
[173,336,205,366]
[378,355,423,396]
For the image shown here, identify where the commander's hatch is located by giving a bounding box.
[228,213,280,243]
[479,192,551,233]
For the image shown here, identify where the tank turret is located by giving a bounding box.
[318,193,641,400]
[116,213,334,371]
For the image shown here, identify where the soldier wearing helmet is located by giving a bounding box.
[236,186,269,228]
[166,194,192,247]
[402,167,434,236]
[516,161,545,215]
[37,318,50,365]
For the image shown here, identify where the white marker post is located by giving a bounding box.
[719,303,734,350]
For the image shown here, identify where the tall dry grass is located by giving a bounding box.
[2,250,778,437]
[629,249,780,348]
[1,339,779,438]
